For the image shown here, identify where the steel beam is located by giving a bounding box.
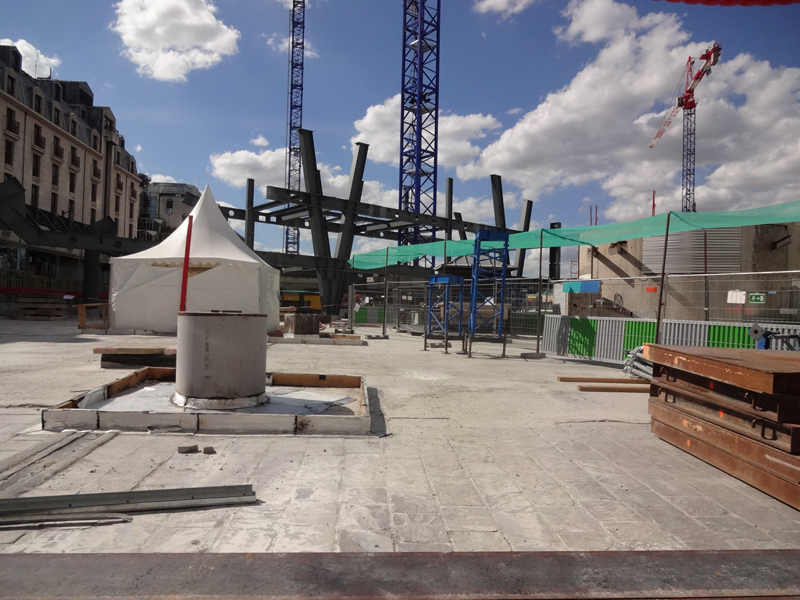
[335,143,368,261]
[491,174,506,229]
[245,178,255,250]
[512,199,533,276]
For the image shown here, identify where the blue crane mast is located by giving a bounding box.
[399,0,441,266]
[283,0,306,255]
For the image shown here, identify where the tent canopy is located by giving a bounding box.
[110,186,280,333]
[348,200,800,270]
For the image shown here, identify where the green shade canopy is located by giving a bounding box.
[349,200,800,270]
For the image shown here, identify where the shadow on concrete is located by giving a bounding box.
[367,387,387,436]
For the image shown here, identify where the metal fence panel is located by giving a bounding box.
[594,317,626,362]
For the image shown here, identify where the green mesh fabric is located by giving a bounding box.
[348,200,800,269]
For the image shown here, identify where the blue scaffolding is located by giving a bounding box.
[467,230,509,357]
[427,274,464,339]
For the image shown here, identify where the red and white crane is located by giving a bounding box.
[650,42,721,213]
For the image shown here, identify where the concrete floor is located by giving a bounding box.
[1,320,799,553]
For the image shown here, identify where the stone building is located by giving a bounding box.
[0,44,141,280]
[138,182,201,242]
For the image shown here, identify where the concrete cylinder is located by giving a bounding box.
[174,312,268,409]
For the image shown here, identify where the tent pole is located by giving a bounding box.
[537,229,543,354]
[179,216,194,313]
[654,212,671,345]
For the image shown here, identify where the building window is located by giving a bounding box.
[115,195,120,213]
[53,107,61,127]
[54,84,62,102]
[6,76,15,96]
[34,95,42,113]
[52,164,59,186]
[31,185,39,208]
[115,218,119,234]
[166,199,174,215]
[69,172,76,193]
[128,224,133,238]
[5,107,19,135]
[91,183,97,204]
[70,120,77,136]
[92,134,98,150]
[68,199,75,219]
[3,140,13,166]
[33,124,44,149]
[53,136,63,159]
[32,154,40,179]
[129,203,134,219]
[51,193,58,214]
[90,208,96,222]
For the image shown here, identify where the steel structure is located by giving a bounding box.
[283,0,306,254]
[467,230,509,345]
[427,274,464,337]
[650,42,721,213]
[399,0,441,261]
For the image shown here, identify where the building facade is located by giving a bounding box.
[1,44,141,280]
[138,182,201,242]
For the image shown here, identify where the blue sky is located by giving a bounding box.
[3,0,800,271]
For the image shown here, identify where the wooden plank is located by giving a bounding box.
[577,385,651,393]
[558,377,648,384]
[106,367,152,398]
[651,417,800,511]
[271,372,362,389]
[649,401,800,481]
[644,344,800,395]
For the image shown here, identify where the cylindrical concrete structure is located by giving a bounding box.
[174,312,268,409]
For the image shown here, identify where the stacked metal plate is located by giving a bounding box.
[645,344,800,510]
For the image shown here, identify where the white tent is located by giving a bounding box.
[110,186,280,333]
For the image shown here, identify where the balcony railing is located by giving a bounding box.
[92,165,101,179]
[116,180,124,192]
[5,117,19,136]
[53,145,64,160]
[70,154,80,169]
[129,186,136,199]
[33,134,46,151]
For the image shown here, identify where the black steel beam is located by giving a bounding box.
[0,178,155,256]
[335,142,368,261]
[491,174,506,229]
[245,179,255,250]
[512,199,533,276]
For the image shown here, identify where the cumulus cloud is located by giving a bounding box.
[151,174,177,183]
[473,0,540,17]
[250,135,269,147]
[134,144,143,152]
[110,0,240,82]
[0,39,60,77]
[460,0,800,221]
[265,34,320,58]
[351,94,501,169]
[209,147,287,189]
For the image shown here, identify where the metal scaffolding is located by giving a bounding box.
[467,230,509,356]
[399,0,441,264]
[427,274,464,339]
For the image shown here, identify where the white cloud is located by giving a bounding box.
[151,174,177,183]
[209,148,286,189]
[134,144,143,152]
[0,39,60,77]
[265,34,320,58]
[250,135,269,147]
[351,94,501,169]
[460,0,800,221]
[507,107,523,115]
[110,0,240,82]
[473,0,540,18]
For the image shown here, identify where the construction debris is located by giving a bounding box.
[577,385,651,393]
[203,446,216,455]
[558,377,649,384]
[178,445,199,454]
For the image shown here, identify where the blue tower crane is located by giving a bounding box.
[283,0,306,255]
[399,0,441,266]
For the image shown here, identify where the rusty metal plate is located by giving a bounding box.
[649,386,800,453]
[644,345,800,395]
[649,401,800,484]
[2,551,800,599]
[651,417,800,511]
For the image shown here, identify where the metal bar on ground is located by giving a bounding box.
[557,377,649,384]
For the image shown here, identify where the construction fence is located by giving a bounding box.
[352,270,800,359]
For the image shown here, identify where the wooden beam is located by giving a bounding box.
[576,385,651,393]
[558,377,648,384]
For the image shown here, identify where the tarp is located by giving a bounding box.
[349,199,800,270]
[110,186,280,333]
